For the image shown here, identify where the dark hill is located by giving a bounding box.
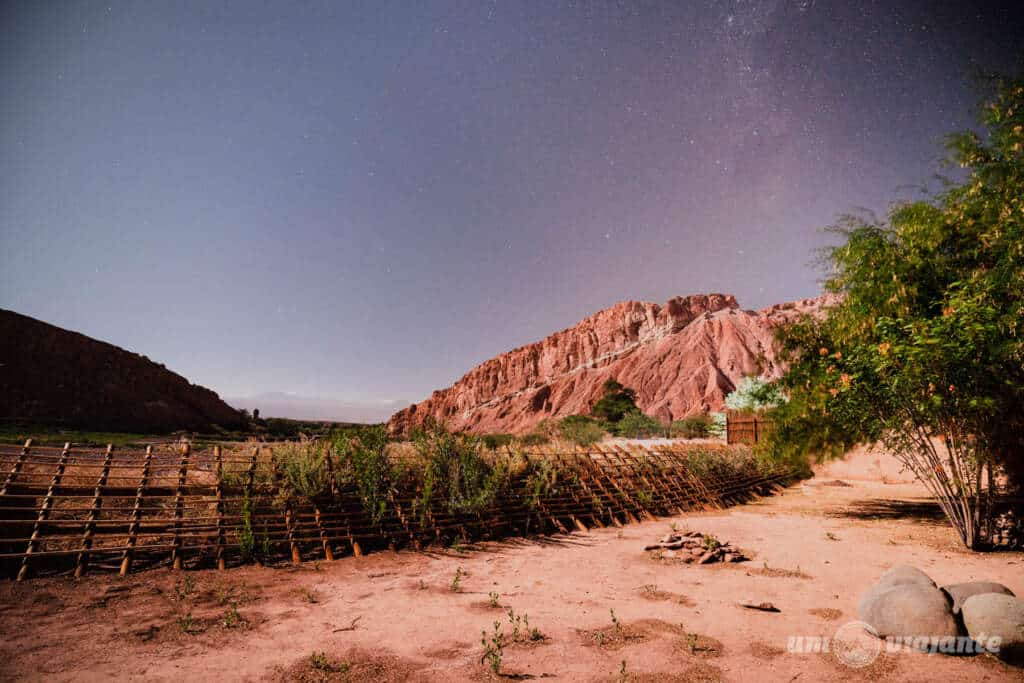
[0,309,244,432]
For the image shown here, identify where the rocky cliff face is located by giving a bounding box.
[0,309,245,432]
[388,293,833,435]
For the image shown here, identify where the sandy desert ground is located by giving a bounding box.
[1,448,1021,682]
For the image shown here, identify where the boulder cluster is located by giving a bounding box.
[858,565,1022,663]
[643,530,747,564]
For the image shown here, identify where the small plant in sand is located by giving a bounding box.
[177,611,197,634]
[450,566,464,592]
[686,631,699,654]
[488,591,501,608]
[702,534,721,552]
[300,587,319,604]
[825,531,840,541]
[173,575,196,602]
[221,604,244,629]
[610,608,622,634]
[309,651,347,673]
[480,621,503,675]
[504,608,542,643]
[619,660,628,681]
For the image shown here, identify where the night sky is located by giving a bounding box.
[2,2,1022,419]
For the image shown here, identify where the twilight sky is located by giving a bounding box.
[2,1,1022,418]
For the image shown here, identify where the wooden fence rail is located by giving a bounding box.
[0,441,798,579]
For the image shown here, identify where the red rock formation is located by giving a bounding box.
[388,293,834,435]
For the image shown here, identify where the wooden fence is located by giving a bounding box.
[0,439,797,580]
[726,411,774,445]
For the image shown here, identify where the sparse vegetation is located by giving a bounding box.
[480,621,504,675]
[450,566,464,592]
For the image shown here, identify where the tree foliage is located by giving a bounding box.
[767,77,1024,548]
[591,379,639,423]
[724,377,786,413]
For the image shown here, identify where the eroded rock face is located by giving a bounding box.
[388,293,836,435]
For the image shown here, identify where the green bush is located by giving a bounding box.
[614,410,664,438]
[413,422,507,516]
[334,425,394,526]
[670,415,711,439]
[273,441,330,503]
[517,432,550,447]
[483,433,514,450]
[558,415,606,447]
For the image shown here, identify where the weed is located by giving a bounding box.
[300,587,319,604]
[480,620,503,675]
[173,575,196,602]
[177,611,197,634]
[488,591,501,608]
[450,567,464,593]
[214,581,233,606]
[702,534,721,552]
[619,659,628,681]
[222,604,244,629]
[686,631,698,654]
[610,608,622,633]
[238,491,256,562]
[309,651,347,673]
[418,579,427,591]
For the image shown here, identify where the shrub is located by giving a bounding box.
[273,441,330,504]
[517,432,550,447]
[558,415,606,447]
[413,421,507,517]
[724,377,786,413]
[483,433,514,450]
[334,425,394,526]
[614,410,664,438]
[671,415,711,439]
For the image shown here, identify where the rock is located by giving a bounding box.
[874,565,937,592]
[698,551,716,564]
[690,547,705,557]
[961,593,1024,662]
[643,544,663,551]
[858,583,958,642]
[662,550,676,559]
[941,581,1015,615]
[387,294,839,435]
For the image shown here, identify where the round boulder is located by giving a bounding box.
[941,581,1015,615]
[874,565,937,592]
[961,593,1024,663]
[858,583,959,644]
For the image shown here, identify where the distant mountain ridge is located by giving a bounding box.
[388,293,835,435]
[0,309,244,432]
[226,392,406,424]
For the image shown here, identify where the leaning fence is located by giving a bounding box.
[0,440,797,580]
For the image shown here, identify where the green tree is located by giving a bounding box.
[767,77,1024,549]
[724,377,786,413]
[591,379,639,423]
